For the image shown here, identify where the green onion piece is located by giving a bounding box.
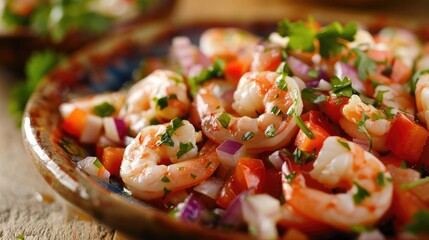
[217,112,232,129]
[400,177,429,190]
[93,158,102,168]
[353,182,370,204]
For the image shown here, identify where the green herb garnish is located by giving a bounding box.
[242,131,255,141]
[400,177,429,190]
[337,139,351,151]
[217,111,232,129]
[351,48,377,80]
[302,88,327,104]
[177,142,194,159]
[404,211,429,235]
[330,76,357,98]
[161,176,170,183]
[285,171,297,183]
[189,58,226,95]
[270,106,283,116]
[377,172,385,187]
[93,102,115,117]
[154,94,177,110]
[373,90,388,108]
[265,124,276,138]
[157,118,184,146]
[353,182,370,204]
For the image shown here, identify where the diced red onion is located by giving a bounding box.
[77,156,110,182]
[80,115,103,144]
[241,194,281,240]
[335,61,365,93]
[268,151,286,170]
[193,177,224,199]
[287,56,313,82]
[176,193,204,223]
[216,140,246,167]
[218,191,248,229]
[305,80,320,88]
[103,117,127,143]
[171,36,210,77]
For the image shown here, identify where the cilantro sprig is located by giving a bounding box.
[277,18,357,59]
[329,76,358,98]
[353,182,370,204]
[404,211,429,235]
[350,48,377,80]
[188,58,226,95]
[157,118,184,147]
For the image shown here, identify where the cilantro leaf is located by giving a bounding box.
[276,75,288,90]
[357,114,373,150]
[330,76,357,98]
[351,48,377,80]
[154,94,177,110]
[373,90,388,108]
[317,22,357,58]
[157,118,184,146]
[353,182,370,204]
[177,142,194,159]
[161,175,170,183]
[285,171,297,183]
[377,172,386,187]
[337,139,351,151]
[301,88,327,104]
[404,211,429,235]
[189,58,225,95]
[277,20,316,52]
[93,102,115,117]
[265,124,276,138]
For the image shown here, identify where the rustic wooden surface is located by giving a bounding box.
[0,0,428,239]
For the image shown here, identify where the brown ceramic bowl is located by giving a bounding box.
[21,3,429,239]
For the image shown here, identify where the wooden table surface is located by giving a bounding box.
[0,0,428,239]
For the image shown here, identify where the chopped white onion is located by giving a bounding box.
[317,79,332,91]
[79,115,103,144]
[242,194,281,240]
[268,32,289,48]
[103,117,127,143]
[268,151,286,170]
[77,156,110,182]
[216,140,246,167]
[193,177,224,199]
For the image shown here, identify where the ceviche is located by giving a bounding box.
[59,18,429,239]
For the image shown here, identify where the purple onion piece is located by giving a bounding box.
[177,193,205,223]
[217,191,249,229]
[287,56,312,81]
[335,62,365,93]
[305,80,320,88]
[217,140,243,155]
[114,118,127,141]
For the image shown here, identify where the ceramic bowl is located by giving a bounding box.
[21,3,429,239]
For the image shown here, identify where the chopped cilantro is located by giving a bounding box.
[400,176,429,190]
[353,182,370,204]
[205,161,212,169]
[377,172,385,187]
[270,106,283,116]
[274,93,280,99]
[217,112,232,129]
[265,124,276,137]
[337,139,351,151]
[190,173,197,179]
[294,114,314,139]
[163,187,171,199]
[150,118,160,125]
[351,48,377,80]
[189,58,226,95]
[383,106,395,120]
[285,171,297,183]
[93,102,115,117]
[179,166,185,171]
[292,148,315,166]
[373,90,388,108]
[404,211,429,235]
[276,75,288,90]
[154,94,177,110]
[15,234,25,240]
[177,142,194,159]
[400,160,407,169]
[330,76,357,98]
[302,88,327,104]
[161,176,170,183]
[357,114,373,150]
[242,131,255,141]
[277,19,357,58]
[157,118,184,146]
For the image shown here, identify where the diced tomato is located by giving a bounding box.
[319,96,349,124]
[390,59,412,84]
[101,146,125,176]
[216,176,240,209]
[61,108,87,138]
[216,158,265,208]
[234,158,265,193]
[386,113,429,162]
[262,168,282,199]
[295,121,330,153]
[225,60,247,83]
[379,153,403,168]
[96,144,104,160]
[300,111,336,135]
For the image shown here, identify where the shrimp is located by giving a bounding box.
[282,136,393,230]
[373,84,415,116]
[339,95,392,152]
[415,74,429,128]
[194,71,303,153]
[119,70,190,135]
[120,119,220,200]
[199,28,260,64]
